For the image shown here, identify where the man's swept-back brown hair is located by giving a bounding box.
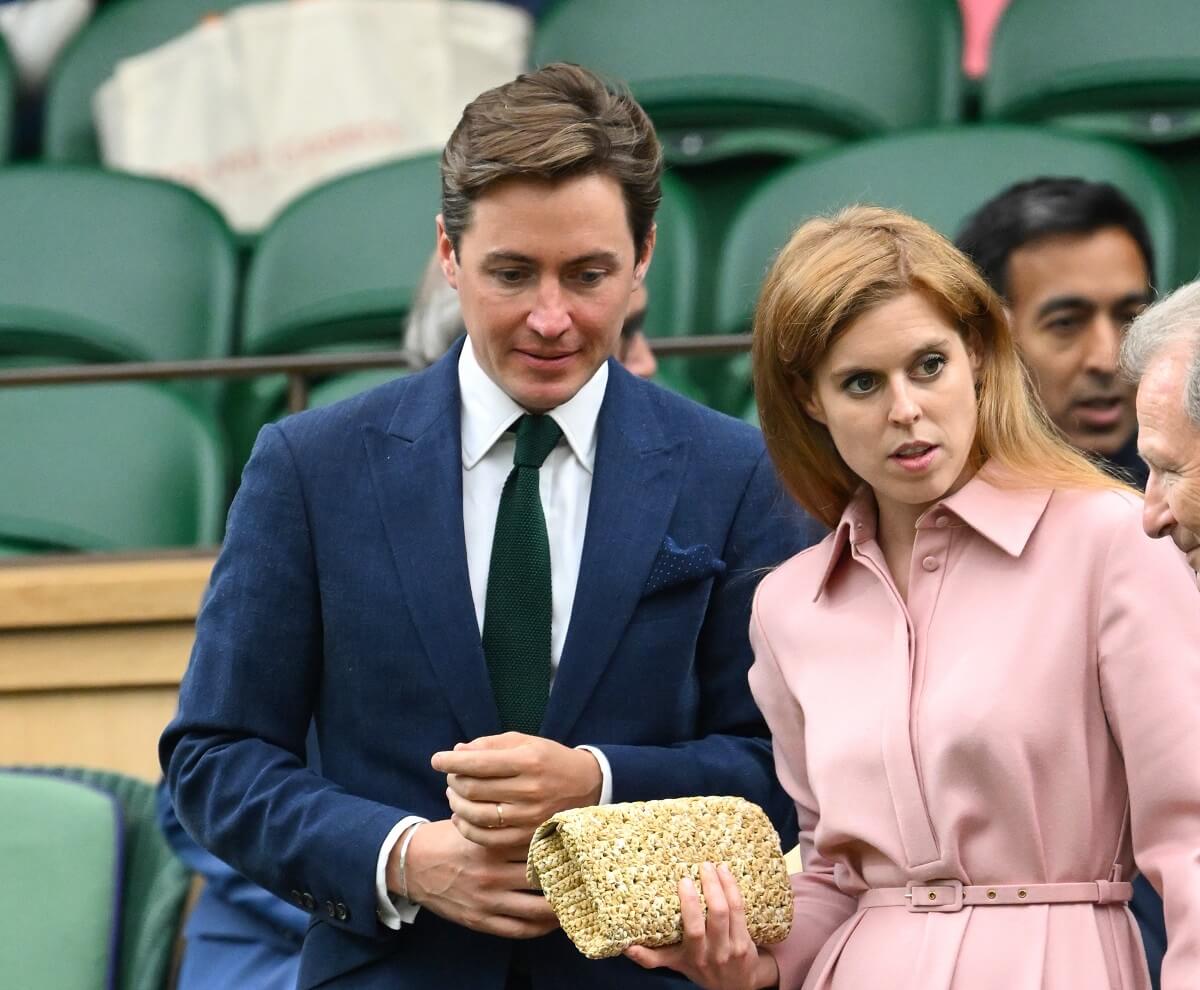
[441,62,662,258]
[752,205,1128,528]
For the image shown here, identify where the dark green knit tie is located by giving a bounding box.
[483,414,563,735]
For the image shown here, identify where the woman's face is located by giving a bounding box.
[804,290,982,521]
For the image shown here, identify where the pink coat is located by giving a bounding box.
[749,469,1200,989]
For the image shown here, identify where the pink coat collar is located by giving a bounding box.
[813,466,1054,601]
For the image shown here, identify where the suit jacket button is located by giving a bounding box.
[290,889,304,907]
[302,893,316,911]
[335,902,350,921]
[325,900,337,917]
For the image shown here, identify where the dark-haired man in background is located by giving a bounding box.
[957,177,1165,988]
[957,177,1156,486]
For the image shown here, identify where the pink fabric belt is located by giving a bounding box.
[858,879,1134,914]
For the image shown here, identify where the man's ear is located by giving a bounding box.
[633,223,656,285]
[435,215,459,289]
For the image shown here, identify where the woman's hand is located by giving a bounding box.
[624,862,780,990]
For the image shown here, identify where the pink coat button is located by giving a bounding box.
[935,515,950,528]
[922,556,939,572]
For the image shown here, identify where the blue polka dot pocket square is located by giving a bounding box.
[642,536,727,598]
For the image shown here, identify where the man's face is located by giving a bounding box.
[437,172,652,412]
[1137,340,1200,572]
[1006,227,1153,457]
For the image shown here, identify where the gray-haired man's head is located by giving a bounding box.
[1121,280,1200,570]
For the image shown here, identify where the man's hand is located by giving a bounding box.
[388,818,558,939]
[432,732,603,849]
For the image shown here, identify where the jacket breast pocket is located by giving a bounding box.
[628,574,716,629]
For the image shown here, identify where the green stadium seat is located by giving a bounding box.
[710,126,1181,416]
[719,126,1180,333]
[0,771,123,990]
[44,0,247,163]
[981,0,1200,285]
[983,0,1200,144]
[14,768,193,990]
[0,383,227,552]
[241,154,442,357]
[230,154,441,462]
[0,166,238,367]
[533,0,964,165]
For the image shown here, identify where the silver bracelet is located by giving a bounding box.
[396,822,424,902]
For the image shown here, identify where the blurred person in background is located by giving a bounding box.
[956,178,1156,487]
[957,178,1166,985]
[628,206,1200,990]
[405,253,657,378]
[1123,280,1200,575]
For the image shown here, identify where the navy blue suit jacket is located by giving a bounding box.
[161,345,818,989]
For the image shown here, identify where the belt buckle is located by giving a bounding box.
[905,879,964,913]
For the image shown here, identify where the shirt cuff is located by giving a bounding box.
[576,745,613,805]
[375,816,428,930]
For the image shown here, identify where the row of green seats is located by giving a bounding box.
[27,0,1200,189]
[20,0,1200,341]
[0,121,1183,553]
[40,0,959,166]
[0,370,403,554]
[0,0,1194,228]
[1,117,1183,395]
[46,0,1200,163]
[0,152,699,455]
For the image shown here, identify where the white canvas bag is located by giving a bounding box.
[94,0,530,233]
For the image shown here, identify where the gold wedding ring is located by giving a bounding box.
[495,803,506,829]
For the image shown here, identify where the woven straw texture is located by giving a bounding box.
[526,795,793,959]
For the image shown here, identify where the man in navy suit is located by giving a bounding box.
[161,63,816,990]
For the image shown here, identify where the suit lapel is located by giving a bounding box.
[362,343,501,741]
[541,365,689,741]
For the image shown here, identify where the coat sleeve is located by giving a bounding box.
[155,780,309,939]
[1096,505,1200,990]
[159,424,409,940]
[599,449,821,840]
[748,591,858,989]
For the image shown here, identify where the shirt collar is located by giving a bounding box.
[458,337,608,472]
[812,465,1053,601]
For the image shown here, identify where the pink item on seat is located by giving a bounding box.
[959,0,1010,77]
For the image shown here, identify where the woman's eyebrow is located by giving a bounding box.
[828,337,951,378]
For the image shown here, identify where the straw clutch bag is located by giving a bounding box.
[526,795,793,959]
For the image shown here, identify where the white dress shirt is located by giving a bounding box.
[375,339,614,928]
